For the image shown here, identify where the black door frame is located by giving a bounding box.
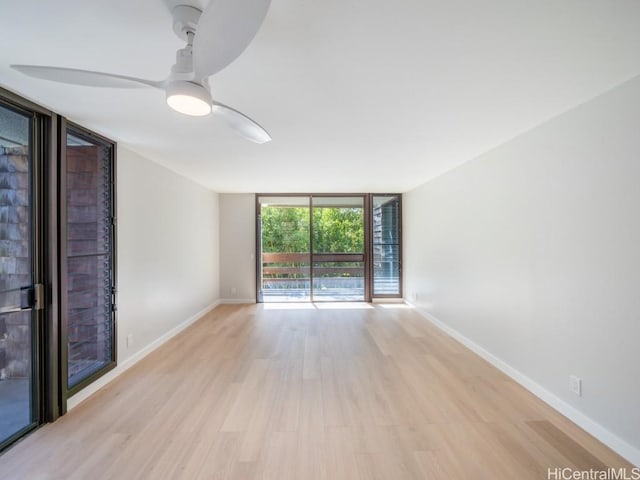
[0,88,62,452]
[59,120,117,399]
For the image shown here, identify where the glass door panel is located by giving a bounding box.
[312,196,365,301]
[258,196,311,302]
[0,103,38,447]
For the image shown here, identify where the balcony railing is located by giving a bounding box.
[261,252,365,301]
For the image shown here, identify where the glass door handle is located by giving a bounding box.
[0,305,28,314]
[0,284,44,313]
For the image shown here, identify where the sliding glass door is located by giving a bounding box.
[257,195,369,302]
[258,196,311,302]
[0,101,41,448]
[312,196,365,301]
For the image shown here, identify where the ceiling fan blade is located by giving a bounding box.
[193,0,271,79]
[11,65,164,89]
[212,101,271,144]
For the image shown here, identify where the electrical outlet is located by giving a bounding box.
[570,375,582,396]
[127,334,134,348]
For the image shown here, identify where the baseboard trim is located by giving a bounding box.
[220,298,256,304]
[67,300,221,411]
[408,302,640,467]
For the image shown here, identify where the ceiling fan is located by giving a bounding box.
[11,0,272,143]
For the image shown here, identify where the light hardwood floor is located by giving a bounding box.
[0,303,633,479]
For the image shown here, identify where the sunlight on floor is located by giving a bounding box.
[314,302,373,310]
[377,303,412,309]
[262,302,375,310]
[263,303,317,310]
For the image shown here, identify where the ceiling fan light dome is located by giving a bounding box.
[166,81,212,116]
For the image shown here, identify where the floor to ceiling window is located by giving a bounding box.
[256,194,401,302]
[371,195,402,297]
[62,125,116,393]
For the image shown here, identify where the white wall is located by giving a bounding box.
[219,194,256,302]
[404,76,640,463]
[116,147,220,363]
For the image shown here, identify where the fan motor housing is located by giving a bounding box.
[172,5,202,41]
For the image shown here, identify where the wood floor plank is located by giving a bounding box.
[320,356,348,428]
[324,427,361,480]
[236,360,282,462]
[526,420,609,470]
[0,303,633,479]
[262,431,299,480]
[220,359,271,432]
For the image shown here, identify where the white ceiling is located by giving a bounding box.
[1,0,640,193]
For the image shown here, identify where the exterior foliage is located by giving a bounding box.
[261,206,364,253]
